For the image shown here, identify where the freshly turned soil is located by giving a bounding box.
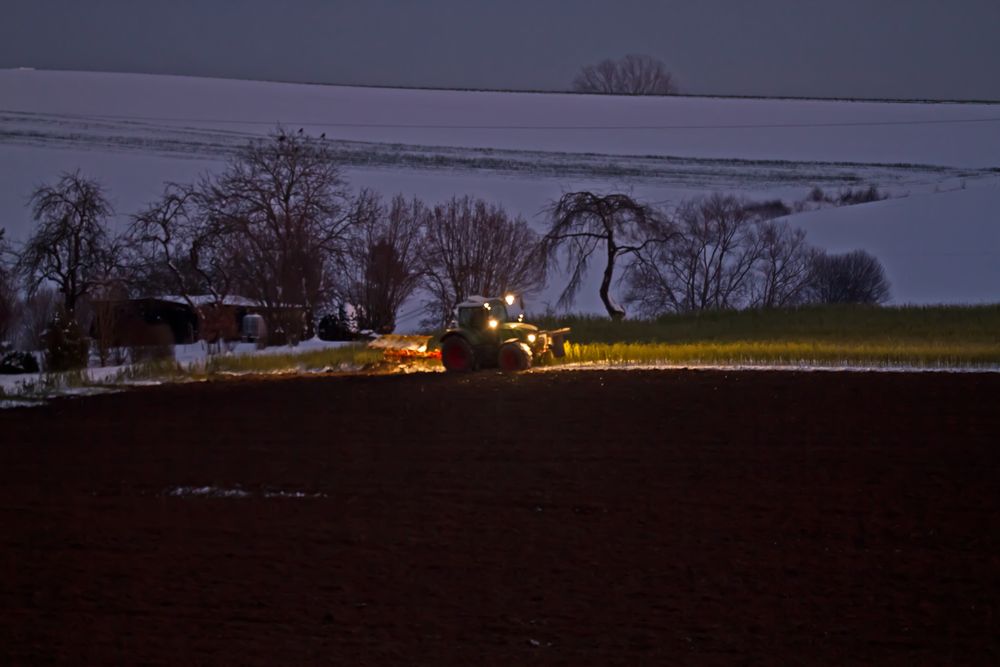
[1,369,998,665]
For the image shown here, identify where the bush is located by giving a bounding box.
[742,199,792,220]
[837,186,886,206]
[0,350,40,375]
[43,311,90,371]
[808,186,827,203]
[804,186,885,207]
[809,250,891,305]
[317,312,357,342]
[128,323,175,363]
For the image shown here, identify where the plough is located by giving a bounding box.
[367,334,440,360]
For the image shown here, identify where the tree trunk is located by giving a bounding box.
[600,245,626,320]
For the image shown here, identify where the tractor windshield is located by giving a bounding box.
[486,301,509,322]
[457,302,508,329]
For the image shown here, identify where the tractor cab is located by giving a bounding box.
[457,298,505,330]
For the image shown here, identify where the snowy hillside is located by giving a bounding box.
[2,69,998,323]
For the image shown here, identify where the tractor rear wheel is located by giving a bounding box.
[441,336,475,372]
[498,342,531,373]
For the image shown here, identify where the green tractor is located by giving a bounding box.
[439,294,570,373]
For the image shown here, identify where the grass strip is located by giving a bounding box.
[533,304,1000,346]
[549,340,1000,368]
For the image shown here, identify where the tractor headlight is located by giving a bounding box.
[504,294,516,306]
[488,318,499,329]
[527,333,537,343]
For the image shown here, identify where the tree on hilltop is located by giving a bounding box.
[573,54,678,95]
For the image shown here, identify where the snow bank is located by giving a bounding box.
[0,337,358,407]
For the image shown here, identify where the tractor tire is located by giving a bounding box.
[498,342,531,373]
[441,336,475,372]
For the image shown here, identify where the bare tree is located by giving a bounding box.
[625,195,765,315]
[542,192,662,319]
[619,217,685,318]
[0,229,15,342]
[809,249,891,304]
[209,129,353,314]
[421,196,544,328]
[338,191,426,334]
[17,172,121,315]
[751,221,818,308]
[129,183,241,348]
[130,183,237,315]
[131,130,351,344]
[573,54,678,95]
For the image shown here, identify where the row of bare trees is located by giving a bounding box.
[624,194,817,315]
[332,192,543,332]
[0,131,546,349]
[1,131,890,358]
[542,192,890,320]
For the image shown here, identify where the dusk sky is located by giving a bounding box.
[2,0,999,100]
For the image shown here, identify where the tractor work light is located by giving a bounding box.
[488,318,499,329]
[504,294,516,306]
[527,333,537,343]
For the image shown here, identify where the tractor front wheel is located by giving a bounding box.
[441,336,475,372]
[498,342,531,373]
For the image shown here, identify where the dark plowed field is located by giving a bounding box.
[1,369,998,665]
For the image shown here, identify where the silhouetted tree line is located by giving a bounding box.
[0,129,891,371]
[542,191,890,320]
[0,130,544,362]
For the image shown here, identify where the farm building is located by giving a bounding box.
[90,295,312,347]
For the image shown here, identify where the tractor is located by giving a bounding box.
[439,294,570,373]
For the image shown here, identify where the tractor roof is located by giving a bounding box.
[456,295,494,308]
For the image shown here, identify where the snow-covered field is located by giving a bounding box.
[2,69,999,325]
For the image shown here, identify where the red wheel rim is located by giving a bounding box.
[499,347,520,371]
[444,343,470,371]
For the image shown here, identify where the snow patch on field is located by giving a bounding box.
[0,398,44,409]
[165,485,326,499]
[172,337,355,364]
